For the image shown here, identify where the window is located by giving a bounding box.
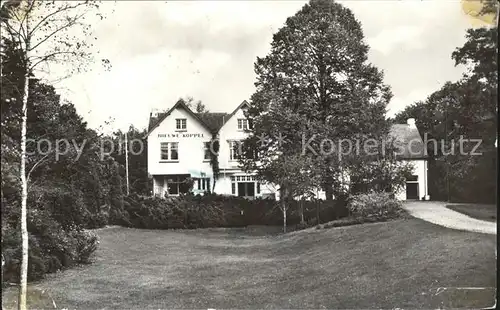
[167,179,179,195]
[229,141,242,161]
[244,146,258,160]
[196,178,211,192]
[160,142,169,160]
[237,118,253,130]
[165,175,190,196]
[230,175,259,197]
[160,142,179,161]
[170,142,178,160]
[203,142,211,161]
[176,118,186,130]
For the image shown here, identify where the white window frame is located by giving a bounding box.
[175,118,187,131]
[203,142,211,161]
[229,140,242,161]
[196,177,211,192]
[237,119,247,130]
[237,118,253,130]
[230,175,260,196]
[165,175,184,196]
[160,142,179,161]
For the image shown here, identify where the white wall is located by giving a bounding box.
[147,107,213,177]
[218,106,250,170]
[214,174,232,195]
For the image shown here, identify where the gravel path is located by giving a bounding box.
[403,201,497,235]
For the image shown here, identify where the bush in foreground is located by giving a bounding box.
[347,191,407,220]
[2,200,99,285]
[311,192,408,230]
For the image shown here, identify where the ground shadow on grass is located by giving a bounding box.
[447,204,497,222]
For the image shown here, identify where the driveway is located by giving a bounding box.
[403,201,497,235]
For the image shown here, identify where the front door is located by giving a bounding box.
[406,183,419,200]
[237,182,255,198]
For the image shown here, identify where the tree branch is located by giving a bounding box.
[28,1,87,38]
[29,12,85,52]
[29,50,76,70]
[26,151,51,184]
[18,0,36,40]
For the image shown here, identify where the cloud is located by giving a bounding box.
[367,25,425,55]
[386,88,434,118]
[56,0,472,131]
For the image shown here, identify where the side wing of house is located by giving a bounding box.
[389,119,430,201]
[216,101,277,199]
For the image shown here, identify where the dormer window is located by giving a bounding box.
[237,118,253,130]
[176,118,186,131]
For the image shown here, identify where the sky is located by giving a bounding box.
[49,0,489,132]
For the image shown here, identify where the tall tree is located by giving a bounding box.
[244,0,391,201]
[241,100,320,232]
[110,126,150,196]
[1,1,108,308]
[394,24,497,203]
[182,96,208,113]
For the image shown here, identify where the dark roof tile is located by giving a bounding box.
[195,112,228,133]
[388,124,427,159]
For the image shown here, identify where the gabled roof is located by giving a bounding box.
[195,112,228,133]
[146,100,216,137]
[388,124,427,159]
[147,100,250,138]
[148,113,166,131]
[219,100,250,129]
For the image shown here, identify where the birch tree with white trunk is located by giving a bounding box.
[0,1,109,309]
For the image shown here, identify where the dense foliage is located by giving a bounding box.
[241,0,412,214]
[0,39,132,284]
[393,26,497,203]
[118,194,349,230]
[2,189,99,284]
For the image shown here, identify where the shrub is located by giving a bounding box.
[2,207,100,285]
[29,185,90,230]
[347,192,406,219]
[85,208,109,229]
[70,230,100,264]
[121,194,349,230]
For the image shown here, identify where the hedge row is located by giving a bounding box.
[117,193,349,230]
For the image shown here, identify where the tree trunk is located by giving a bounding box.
[325,186,334,201]
[299,200,304,224]
[124,131,129,195]
[323,161,334,201]
[19,54,30,310]
[316,199,320,225]
[281,187,287,233]
[282,200,287,233]
[19,5,31,308]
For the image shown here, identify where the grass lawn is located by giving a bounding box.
[2,219,497,309]
[447,204,497,222]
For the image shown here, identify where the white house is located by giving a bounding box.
[389,118,429,200]
[146,100,429,200]
[146,100,277,199]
